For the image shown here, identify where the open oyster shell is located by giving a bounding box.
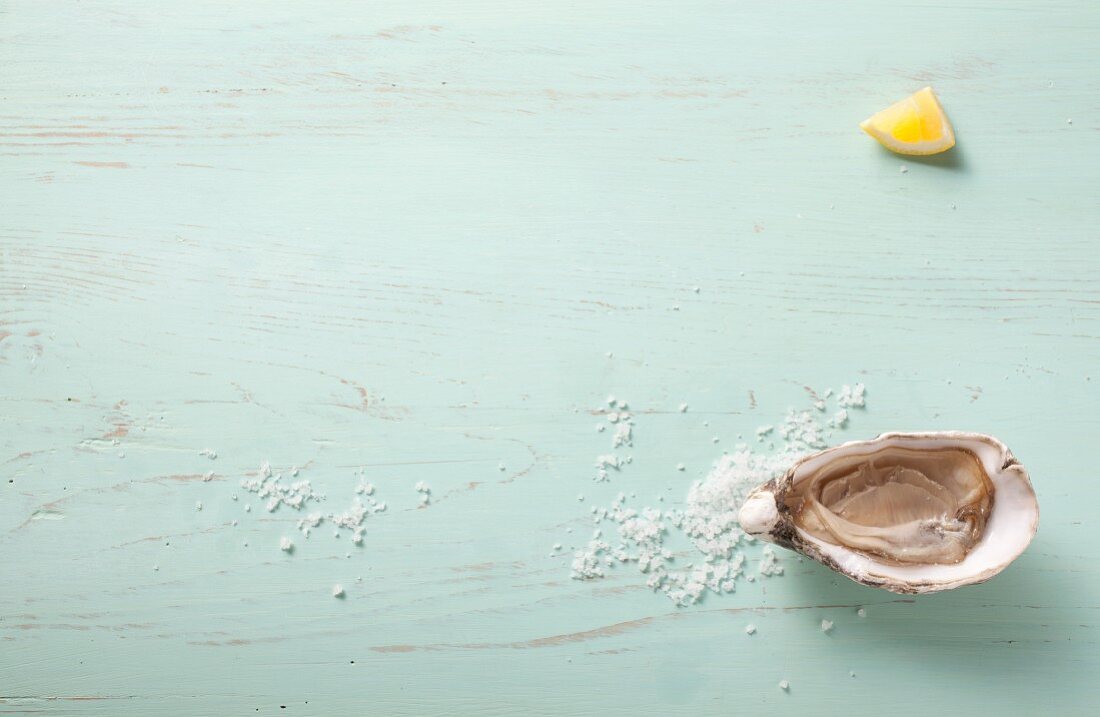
[738,432,1038,594]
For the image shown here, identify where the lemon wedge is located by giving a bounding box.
[860,87,955,156]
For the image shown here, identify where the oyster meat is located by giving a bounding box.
[738,432,1038,594]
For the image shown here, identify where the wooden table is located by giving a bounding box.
[3,1,1098,714]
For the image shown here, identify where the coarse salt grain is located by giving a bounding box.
[745,624,756,635]
[779,680,790,691]
[821,619,834,633]
[280,537,293,552]
[836,383,866,408]
[332,584,345,598]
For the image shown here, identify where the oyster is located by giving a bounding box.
[737,432,1038,594]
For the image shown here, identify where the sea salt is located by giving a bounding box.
[821,619,834,633]
[745,624,756,635]
[241,462,323,513]
[779,680,790,691]
[332,584,345,598]
[280,537,293,552]
[237,464,385,548]
[570,384,867,605]
[836,383,866,408]
[758,546,783,577]
[679,403,688,413]
[199,448,217,459]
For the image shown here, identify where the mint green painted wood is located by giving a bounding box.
[2,1,1099,714]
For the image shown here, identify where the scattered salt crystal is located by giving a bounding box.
[280,537,293,552]
[577,494,584,501]
[607,412,620,423]
[498,462,506,472]
[595,454,620,472]
[618,402,628,410]
[199,448,217,459]
[1067,118,1073,124]
[195,501,202,511]
[857,608,866,618]
[231,520,238,527]
[821,619,834,633]
[552,543,562,551]
[612,421,632,448]
[203,471,214,482]
[153,564,159,571]
[899,165,908,173]
[779,680,790,691]
[850,670,856,678]
[679,403,688,413]
[240,462,322,514]
[676,463,685,471]
[745,624,756,635]
[693,286,700,293]
[607,395,616,406]
[596,424,606,433]
[332,584,345,598]
[836,383,865,408]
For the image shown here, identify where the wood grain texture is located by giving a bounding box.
[2,0,1099,714]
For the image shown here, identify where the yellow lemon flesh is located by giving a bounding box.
[860,87,955,156]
